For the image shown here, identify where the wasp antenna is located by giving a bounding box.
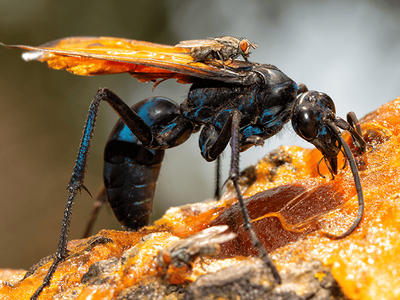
[347,112,362,136]
[319,124,364,240]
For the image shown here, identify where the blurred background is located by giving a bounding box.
[0,0,399,270]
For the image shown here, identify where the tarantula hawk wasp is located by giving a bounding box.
[1,36,366,299]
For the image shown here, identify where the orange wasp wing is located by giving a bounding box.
[1,36,251,85]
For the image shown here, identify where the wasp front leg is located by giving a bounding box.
[198,110,282,284]
[345,111,366,152]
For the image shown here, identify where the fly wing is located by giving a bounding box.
[200,232,237,245]
[185,226,236,255]
[189,225,230,240]
[166,225,230,254]
[1,37,252,85]
[175,39,224,50]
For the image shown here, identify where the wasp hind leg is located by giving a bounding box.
[30,88,194,299]
[30,89,107,300]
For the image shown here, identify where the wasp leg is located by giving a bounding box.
[228,110,282,284]
[82,186,107,238]
[198,110,281,284]
[198,123,229,200]
[346,111,366,152]
[31,88,194,299]
[214,156,222,199]
[30,90,105,300]
[333,114,365,153]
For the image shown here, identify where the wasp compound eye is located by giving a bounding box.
[293,105,318,141]
[317,91,336,114]
[292,93,318,141]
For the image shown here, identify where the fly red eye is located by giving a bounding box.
[240,40,249,52]
[162,250,171,265]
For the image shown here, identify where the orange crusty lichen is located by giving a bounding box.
[1,98,400,299]
[211,97,400,299]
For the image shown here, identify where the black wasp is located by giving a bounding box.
[0,36,366,300]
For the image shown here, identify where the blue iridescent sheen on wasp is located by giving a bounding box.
[1,36,366,300]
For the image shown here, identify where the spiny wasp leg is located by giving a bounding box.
[228,109,282,284]
[30,88,161,299]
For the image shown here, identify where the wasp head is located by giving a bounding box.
[291,91,341,174]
